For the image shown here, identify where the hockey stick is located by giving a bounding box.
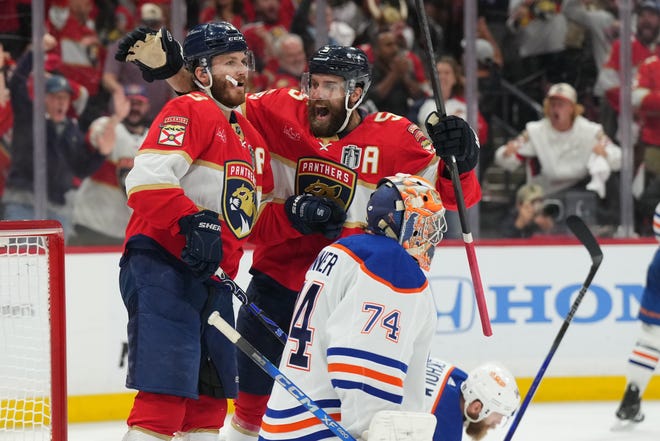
[212,270,288,345]
[413,0,492,336]
[503,215,603,441]
[207,311,357,441]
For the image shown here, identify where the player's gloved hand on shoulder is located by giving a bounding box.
[285,194,347,240]
[115,27,183,82]
[425,112,480,174]
[178,210,223,280]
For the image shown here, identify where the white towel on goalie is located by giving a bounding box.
[586,153,611,199]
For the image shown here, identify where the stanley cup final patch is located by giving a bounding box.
[158,116,189,147]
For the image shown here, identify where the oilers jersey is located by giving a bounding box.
[259,233,437,441]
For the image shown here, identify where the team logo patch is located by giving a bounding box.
[407,123,435,154]
[296,157,356,210]
[223,160,257,239]
[341,145,362,170]
[158,116,189,147]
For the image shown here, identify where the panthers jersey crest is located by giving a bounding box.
[223,160,257,239]
[295,157,357,210]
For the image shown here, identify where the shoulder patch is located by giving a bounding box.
[158,116,189,147]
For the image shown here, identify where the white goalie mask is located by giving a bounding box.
[461,362,521,423]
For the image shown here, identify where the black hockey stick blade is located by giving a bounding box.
[566,215,603,267]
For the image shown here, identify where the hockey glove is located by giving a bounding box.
[425,112,480,174]
[285,194,347,240]
[178,210,223,280]
[115,27,183,82]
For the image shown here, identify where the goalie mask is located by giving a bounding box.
[366,174,446,271]
[461,363,520,423]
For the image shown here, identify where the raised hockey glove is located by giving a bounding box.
[178,210,223,280]
[285,194,347,240]
[115,27,183,82]
[425,112,480,174]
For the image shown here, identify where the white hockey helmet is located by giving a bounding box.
[461,362,520,423]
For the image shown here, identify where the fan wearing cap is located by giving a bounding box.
[500,183,559,238]
[425,357,521,441]
[69,84,151,246]
[494,82,622,227]
[2,59,110,241]
[614,201,660,425]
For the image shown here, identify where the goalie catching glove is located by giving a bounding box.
[115,26,183,82]
[285,194,347,240]
[178,210,223,280]
[425,112,480,175]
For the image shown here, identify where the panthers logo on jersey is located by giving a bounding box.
[223,160,257,239]
[295,157,357,210]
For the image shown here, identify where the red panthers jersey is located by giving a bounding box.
[243,87,481,291]
[124,91,274,279]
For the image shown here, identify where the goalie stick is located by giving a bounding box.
[212,270,288,344]
[504,215,603,441]
[413,0,492,337]
[207,311,356,441]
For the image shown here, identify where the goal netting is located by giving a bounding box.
[0,220,67,441]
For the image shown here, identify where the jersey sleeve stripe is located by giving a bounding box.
[327,347,408,373]
[264,399,341,418]
[261,413,342,433]
[330,379,403,404]
[431,366,455,413]
[328,363,403,387]
[260,429,336,441]
[331,243,428,294]
[136,148,193,163]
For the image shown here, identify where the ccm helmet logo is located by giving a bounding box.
[199,222,221,231]
[490,371,507,387]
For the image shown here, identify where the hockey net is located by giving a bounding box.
[0,220,67,441]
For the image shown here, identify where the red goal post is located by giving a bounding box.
[0,220,67,441]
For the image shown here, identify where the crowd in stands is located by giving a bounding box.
[1,0,659,243]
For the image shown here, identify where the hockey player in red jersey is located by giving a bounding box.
[115,33,482,441]
[117,23,273,441]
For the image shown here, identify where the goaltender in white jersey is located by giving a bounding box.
[259,174,447,441]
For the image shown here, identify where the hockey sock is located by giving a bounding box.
[625,323,660,394]
[233,391,270,431]
[127,391,187,437]
[180,394,228,432]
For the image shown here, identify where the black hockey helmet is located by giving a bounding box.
[183,22,249,71]
[307,45,371,93]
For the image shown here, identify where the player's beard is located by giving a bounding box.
[210,74,245,108]
[464,420,490,441]
[307,98,347,138]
